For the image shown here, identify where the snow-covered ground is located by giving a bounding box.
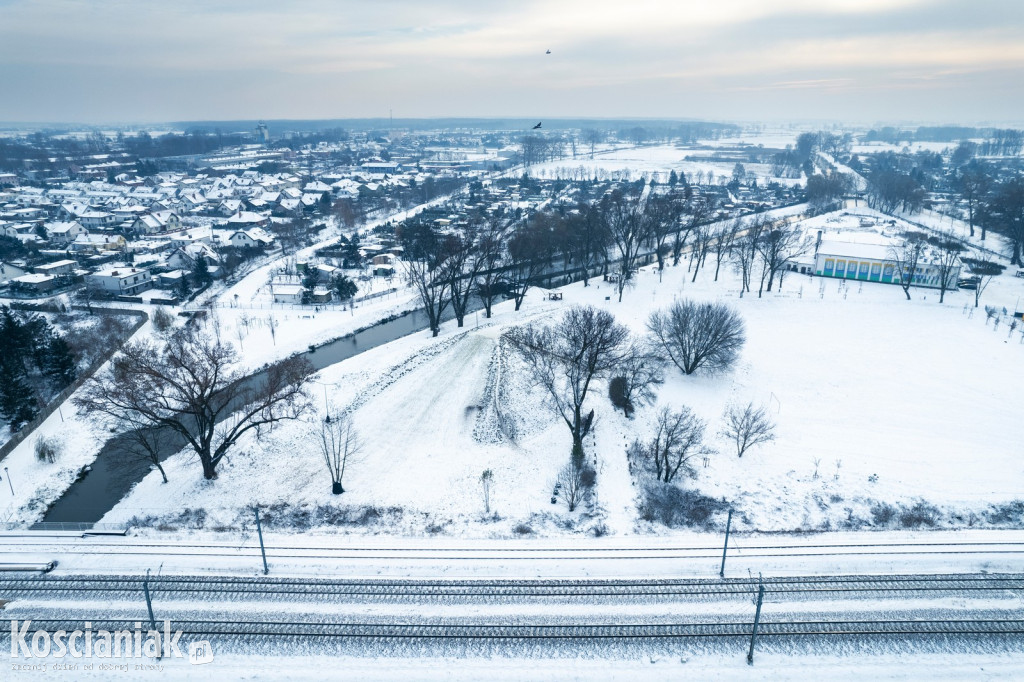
[96,208,1024,538]
[528,143,804,186]
[0,195,468,526]
[50,653,1016,681]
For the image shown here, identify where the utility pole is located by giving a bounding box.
[747,584,765,665]
[254,505,269,575]
[720,509,733,578]
[143,569,162,661]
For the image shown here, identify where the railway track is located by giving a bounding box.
[4,617,1023,641]
[3,573,1023,601]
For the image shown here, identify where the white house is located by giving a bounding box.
[271,283,304,304]
[34,259,77,277]
[228,227,275,249]
[77,210,118,230]
[225,210,270,228]
[86,264,152,295]
[131,210,182,235]
[0,261,29,285]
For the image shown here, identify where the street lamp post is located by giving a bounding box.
[4,467,13,495]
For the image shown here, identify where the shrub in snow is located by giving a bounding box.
[579,466,597,490]
[899,501,939,528]
[34,434,62,464]
[638,484,728,529]
[151,307,175,333]
[608,376,632,416]
[557,464,586,512]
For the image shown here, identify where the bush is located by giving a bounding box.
[151,307,175,333]
[899,501,939,528]
[871,502,896,526]
[579,466,597,490]
[608,376,633,416]
[986,501,1024,526]
[513,522,534,535]
[34,435,62,464]
[638,484,728,529]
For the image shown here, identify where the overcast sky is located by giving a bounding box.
[1,0,1022,125]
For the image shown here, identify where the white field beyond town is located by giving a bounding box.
[101,208,1024,536]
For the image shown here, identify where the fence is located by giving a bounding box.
[185,287,401,313]
[0,307,149,465]
[3,522,127,534]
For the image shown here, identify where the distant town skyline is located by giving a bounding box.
[1,0,1022,125]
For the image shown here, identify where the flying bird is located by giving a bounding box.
[532,122,542,129]
[545,49,551,54]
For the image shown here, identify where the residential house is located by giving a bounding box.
[69,233,126,254]
[44,221,87,245]
[0,261,28,285]
[228,227,275,249]
[131,210,182,235]
[271,283,304,304]
[33,259,78,277]
[86,264,152,295]
[11,273,58,294]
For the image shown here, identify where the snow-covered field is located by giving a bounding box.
[528,143,804,186]
[96,208,1024,538]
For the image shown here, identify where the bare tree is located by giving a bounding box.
[721,402,776,458]
[504,306,630,455]
[111,419,177,484]
[955,164,990,239]
[608,342,664,417]
[506,218,546,311]
[711,218,740,281]
[317,408,360,494]
[566,204,609,287]
[888,231,928,301]
[445,231,482,328]
[405,250,453,336]
[647,407,714,482]
[603,184,650,302]
[647,300,746,375]
[557,463,585,512]
[581,128,604,158]
[672,196,714,267]
[688,220,716,283]
[76,326,313,480]
[474,216,508,318]
[731,215,766,295]
[927,230,964,303]
[643,193,684,282]
[755,225,807,297]
[960,254,1005,308]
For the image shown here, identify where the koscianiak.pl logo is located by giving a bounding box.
[9,620,214,665]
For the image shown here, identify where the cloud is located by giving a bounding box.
[0,0,1021,122]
